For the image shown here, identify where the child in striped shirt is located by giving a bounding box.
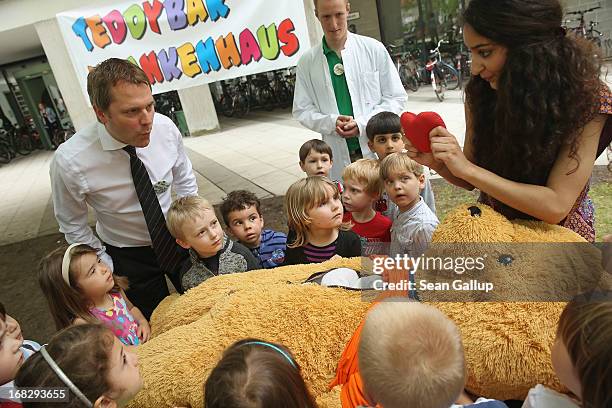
[283,177,361,265]
[221,190,287,268]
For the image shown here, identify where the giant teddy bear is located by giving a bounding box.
[128,204,608,408]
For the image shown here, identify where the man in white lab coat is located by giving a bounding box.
[293,0,407,182]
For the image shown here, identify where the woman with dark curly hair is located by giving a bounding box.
[407,0,611,242]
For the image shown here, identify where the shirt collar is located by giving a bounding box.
[97,122,128,151]
[322,32,353,56]
[322,36,334,56]
[400,196,424,217]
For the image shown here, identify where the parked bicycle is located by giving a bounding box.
[271,69,294,108]
[455,51,471,88]
[418,40,460,101]
[154,91,183,126]
[0,130,14,164]
[10,125,34,155]
[51,124,76,147]
[0,125,35,163]
[397,52,420,92]
[564,6,604,47]
[453,27,472,88]
[212,67,297,118]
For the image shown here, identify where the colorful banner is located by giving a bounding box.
[56,0,310,100]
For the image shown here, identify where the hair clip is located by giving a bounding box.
[61,243,84,287]
[241,341,297,369]
[39,346,93,407]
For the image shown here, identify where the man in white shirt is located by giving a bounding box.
[292,0,407,182]
[50,58,198,318]
[293,0,436,214]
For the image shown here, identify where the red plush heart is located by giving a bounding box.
[400,111,446,153]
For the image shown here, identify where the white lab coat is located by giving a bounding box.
[293,32,407,181]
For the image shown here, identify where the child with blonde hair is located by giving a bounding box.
[380,153,439,257]
[522,294,612,408]
[284,176,361,265]
[39,245,149,346]
[342,159,391,250]
[205,338,317,408]
[167,195,259,290]
[358,301,506,408]
[15,324,143,408]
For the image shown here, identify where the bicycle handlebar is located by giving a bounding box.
[567,6,601,15]
[429,39,448,54]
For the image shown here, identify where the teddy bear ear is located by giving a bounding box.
[468,206,482,217]
[431,203,514,243]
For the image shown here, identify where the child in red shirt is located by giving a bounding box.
[342,159,391,254]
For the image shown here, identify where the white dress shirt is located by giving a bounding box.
[293,32,408,181]
[50,113,197,251]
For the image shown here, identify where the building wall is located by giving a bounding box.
[377,0,403,46]
[34,18,96,131]
[346,0,382,41]
[562,0,612,59]
[0,83,18,125]
[0,0,111,32]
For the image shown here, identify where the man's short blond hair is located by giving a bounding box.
[167,195,214,240]
[379,152,424,181]
[342,159,382,196]
[358,301,465,408]
[314,0,349,12]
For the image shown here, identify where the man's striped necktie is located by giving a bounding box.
[123,145,183,274]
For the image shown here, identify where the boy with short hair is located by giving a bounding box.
[359,301,507,408]
[298,139,343,193]
[220,190,287,268]
[167,196,259,291]
[380,153,439,258]
[342,159,391,251]
[366,111,436,218]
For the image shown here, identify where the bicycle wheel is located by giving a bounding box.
[0,143,11,164]
[52,129,64,149]
[399,66,418,92]
[258,86,276,111]
[439,62,460,90]
[276,84,292,108]
[13,132,32,155]
[409,75,420,92]
[219,95,235,117]
[233,93,250,118]
[433,77,445,102]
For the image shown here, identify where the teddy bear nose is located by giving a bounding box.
[468,206,482,217]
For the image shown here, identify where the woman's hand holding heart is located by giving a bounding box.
[429,126,474,179]
[401,112,442,171]
[400,111,475,190]
[404,138,438,170]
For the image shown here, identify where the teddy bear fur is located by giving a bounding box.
[129,203,606,407]
[418,204,606,400]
